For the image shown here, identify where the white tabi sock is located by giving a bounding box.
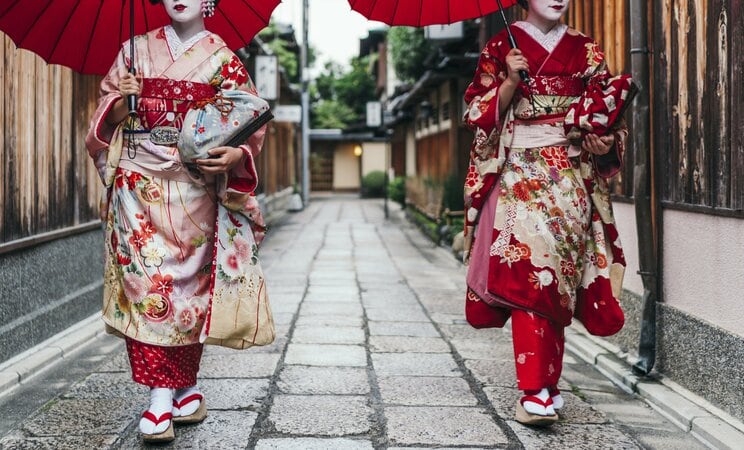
[174,385,202,417]
[139,387,173,435]
[522,388,556,416]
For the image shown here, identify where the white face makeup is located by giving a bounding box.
[162,0,203,24]
[528,0,570,23]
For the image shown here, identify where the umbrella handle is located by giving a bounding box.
[127,67,138,116]
[495,0,530,83]
[127,0,137,116]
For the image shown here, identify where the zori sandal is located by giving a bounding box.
[140,410,175,442]
[515,394,559,427]
[172,392,207,425]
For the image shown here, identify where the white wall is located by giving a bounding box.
[361,142,387,177]
[405,127,416,177]
[333,144,361,190]
[612,203,644,296]
[662,210,744,337]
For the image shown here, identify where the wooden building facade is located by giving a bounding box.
[0,31,300,364]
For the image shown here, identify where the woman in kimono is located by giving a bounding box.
[85,0,267,442]
[463,0,627,426]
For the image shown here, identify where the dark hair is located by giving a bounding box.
[517,0,528,9]
[148,0,221,4]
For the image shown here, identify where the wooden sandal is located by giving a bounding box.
[515,397,559,427]
[173,393,208,425]
[141,411,175,442]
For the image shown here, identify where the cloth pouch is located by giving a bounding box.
[179,89,273,163]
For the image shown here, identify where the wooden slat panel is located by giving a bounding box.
[687,0,708,206]
[0,36,5,240]
[707,1,730,208]
[731,0,744,210]
[35,58,51,231]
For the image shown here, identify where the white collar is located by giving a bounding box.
[513,21,568,53]
[164,25,209,60]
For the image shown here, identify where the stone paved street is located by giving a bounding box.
[0,196,707,449]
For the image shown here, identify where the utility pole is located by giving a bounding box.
[300,0,310,206]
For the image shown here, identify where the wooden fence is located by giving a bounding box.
[654,0,743,214]
[1,32,303,251]
[0,34,103,249]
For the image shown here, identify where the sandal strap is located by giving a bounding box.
[142,410,173,425]
[173,392,203,409]
[520,395,554,408]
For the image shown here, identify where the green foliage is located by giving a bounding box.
[259,21,300,83]
[407,206,439,241]
[312,100,356,129]
[361,170,386,198]
[388,176,406,206]
[387,27,431,82]
[311,57,377,129]
[442,173,465,211]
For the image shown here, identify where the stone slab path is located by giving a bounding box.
[0,196,705,449]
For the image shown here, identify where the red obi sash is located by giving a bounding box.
[137,78,218,129]
[528,75,584,96]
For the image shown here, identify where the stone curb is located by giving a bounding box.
[0,313,104,399]
[399,212,744,450]
[565,332,744,450]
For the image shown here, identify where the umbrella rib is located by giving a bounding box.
[17,0,55,46]
[80,0,106,73]
[0,0,21,20]
[390,0,401,26]
[119,0,126,49]
[215,6,246,45]
[417,0,424,27]
[236,0,269,24]
[47,0,83,68]
[141,0,150,32]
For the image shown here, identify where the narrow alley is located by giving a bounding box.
[0,196,704,449]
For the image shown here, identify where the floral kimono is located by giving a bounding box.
[462,22,627,390]
[86,26,270,388]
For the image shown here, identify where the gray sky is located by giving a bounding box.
[272,0,387,69]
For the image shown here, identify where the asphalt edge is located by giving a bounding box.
[0,313,104,400]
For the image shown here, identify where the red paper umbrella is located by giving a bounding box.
[350,0,526,80]
[0,0,280,75]
[348,0,519,27]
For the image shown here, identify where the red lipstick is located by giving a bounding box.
[174,4,186,11]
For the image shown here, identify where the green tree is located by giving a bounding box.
[387,27,431,82]
[259,21,316,83]
[311,56,377,129]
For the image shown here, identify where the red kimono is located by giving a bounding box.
[463,22,627,390]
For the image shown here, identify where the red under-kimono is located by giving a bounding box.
[86,26,267,388]
[463,22,627,390]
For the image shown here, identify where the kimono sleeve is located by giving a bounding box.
[85,46,128,178]
[211,50,268,244]
[463,36,509,138]
[580,41,629,178]
[211,50,268,194]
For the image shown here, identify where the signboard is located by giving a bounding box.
[424,22,464,41]
[366,101,382,128]
[254,55,278,100]
[273,105,302,123]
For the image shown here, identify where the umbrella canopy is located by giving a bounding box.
[348,0,518,26]
[0,0,280,75]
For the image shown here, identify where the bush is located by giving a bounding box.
[361,171,386,198]
[388,176,406,206]
[442,173,465,212]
